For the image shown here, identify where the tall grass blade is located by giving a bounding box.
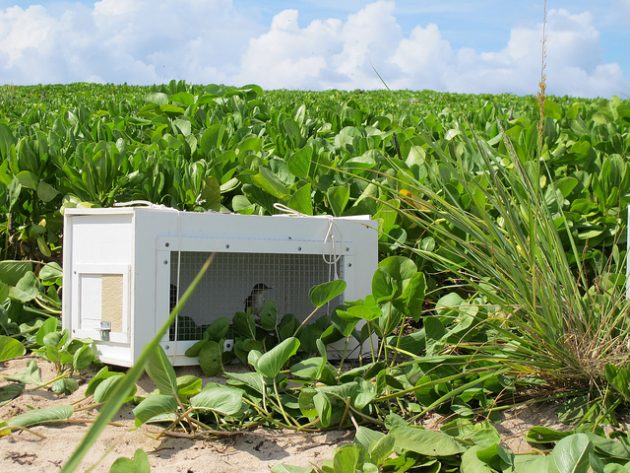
[60,254,215,473]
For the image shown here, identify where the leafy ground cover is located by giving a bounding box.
[0,83,629,471]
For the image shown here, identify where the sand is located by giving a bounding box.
[0,357,349,472]
[0,356,568,473]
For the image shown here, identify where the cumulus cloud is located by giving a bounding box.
[0,1,626,97]
[236,1,401,89]
[0,0,257,84]
[241,5,626,97]
[440,8,627,97]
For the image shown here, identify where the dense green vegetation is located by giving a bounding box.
[2,82,629,264]
[0,82,629,472]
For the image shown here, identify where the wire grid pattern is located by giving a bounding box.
[169,251,344,341]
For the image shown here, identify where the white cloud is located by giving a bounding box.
[238,4,626,96]
[0,0,257,84]
[388,24,453,90]
[236,1,402,89]
[444,9,627,96]
[0,1,626,97]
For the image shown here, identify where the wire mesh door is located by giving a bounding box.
[168,251,344,341]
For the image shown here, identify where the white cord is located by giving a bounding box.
[113,200,169,208]
[272,203,307,216]
[273,203,342,270]
[273,203,343,315]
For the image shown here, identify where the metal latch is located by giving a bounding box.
[97,321,111,341]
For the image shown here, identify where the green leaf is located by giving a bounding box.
[0,260,33,286]
[39,262,63,286]
[72,344,95,371]
[37,181,59,202]
[371,270,397,304]
[603,464,630,473]
[355,426,385,451]
[94,373,136,403]
[35,317,59,346]
[176,375,202,399]
[233,311,256,339]
[461,446,495,473]
[271,465,313,473]
[201,175,221,211]
[144,92,169,105]
[260,300,278,331]
[52,377,80,395]
[400,272,426,319]
[8,405,73,428]
[512,454,550,472]
[435,292,465,315]
[198,340,223,377]
[525,426,572,444]
[232,194,255,214]
[298,388,318,418]
[290,357,325,380]
[184,340,207,358]
[224,371,265,394]
[145,345,178,398]
[109,449,150,473]
[379,256,418,281]
[85,367,118,396]
[369,434,396,466]
[0,383,24,404]
[190,385,243,416]
[287,183,313,215]
[0,122,16,161]
[287,146,312,179]
[8,271,39,303]
[605,364,630,399]
[586,432,630,461]
[173,118,191,136]
[354,379,377,410]
[133,394,178,427]
[203,317,230,342]
[313,391,332,427]
[252,167,289,200]
[391,425,465,457]
[336,296,381,322]
[255,337,300,378]
[549,434,591,473]
[7,360,41,385]
[0,335,26,362]
[16,170,38,189]
[309,280,346,308]
[42,330,63,347]
[554,177,578,198]
[333,445,360,472]
[372,256,419,307]
[327,186,350,216]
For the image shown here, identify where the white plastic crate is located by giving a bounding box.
[62,206,378,366]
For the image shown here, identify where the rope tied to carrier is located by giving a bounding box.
[113,200,169,208]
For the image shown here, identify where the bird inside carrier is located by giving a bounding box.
[168,251,344,340]
[62,206,377,367]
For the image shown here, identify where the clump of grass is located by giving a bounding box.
[366,0,628,421]
[382,125,629,419]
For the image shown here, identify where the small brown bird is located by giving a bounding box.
[244,283,272,316]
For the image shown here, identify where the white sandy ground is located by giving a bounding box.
[0,356,572,473]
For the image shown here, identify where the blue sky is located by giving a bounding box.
[0,0,628,97]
